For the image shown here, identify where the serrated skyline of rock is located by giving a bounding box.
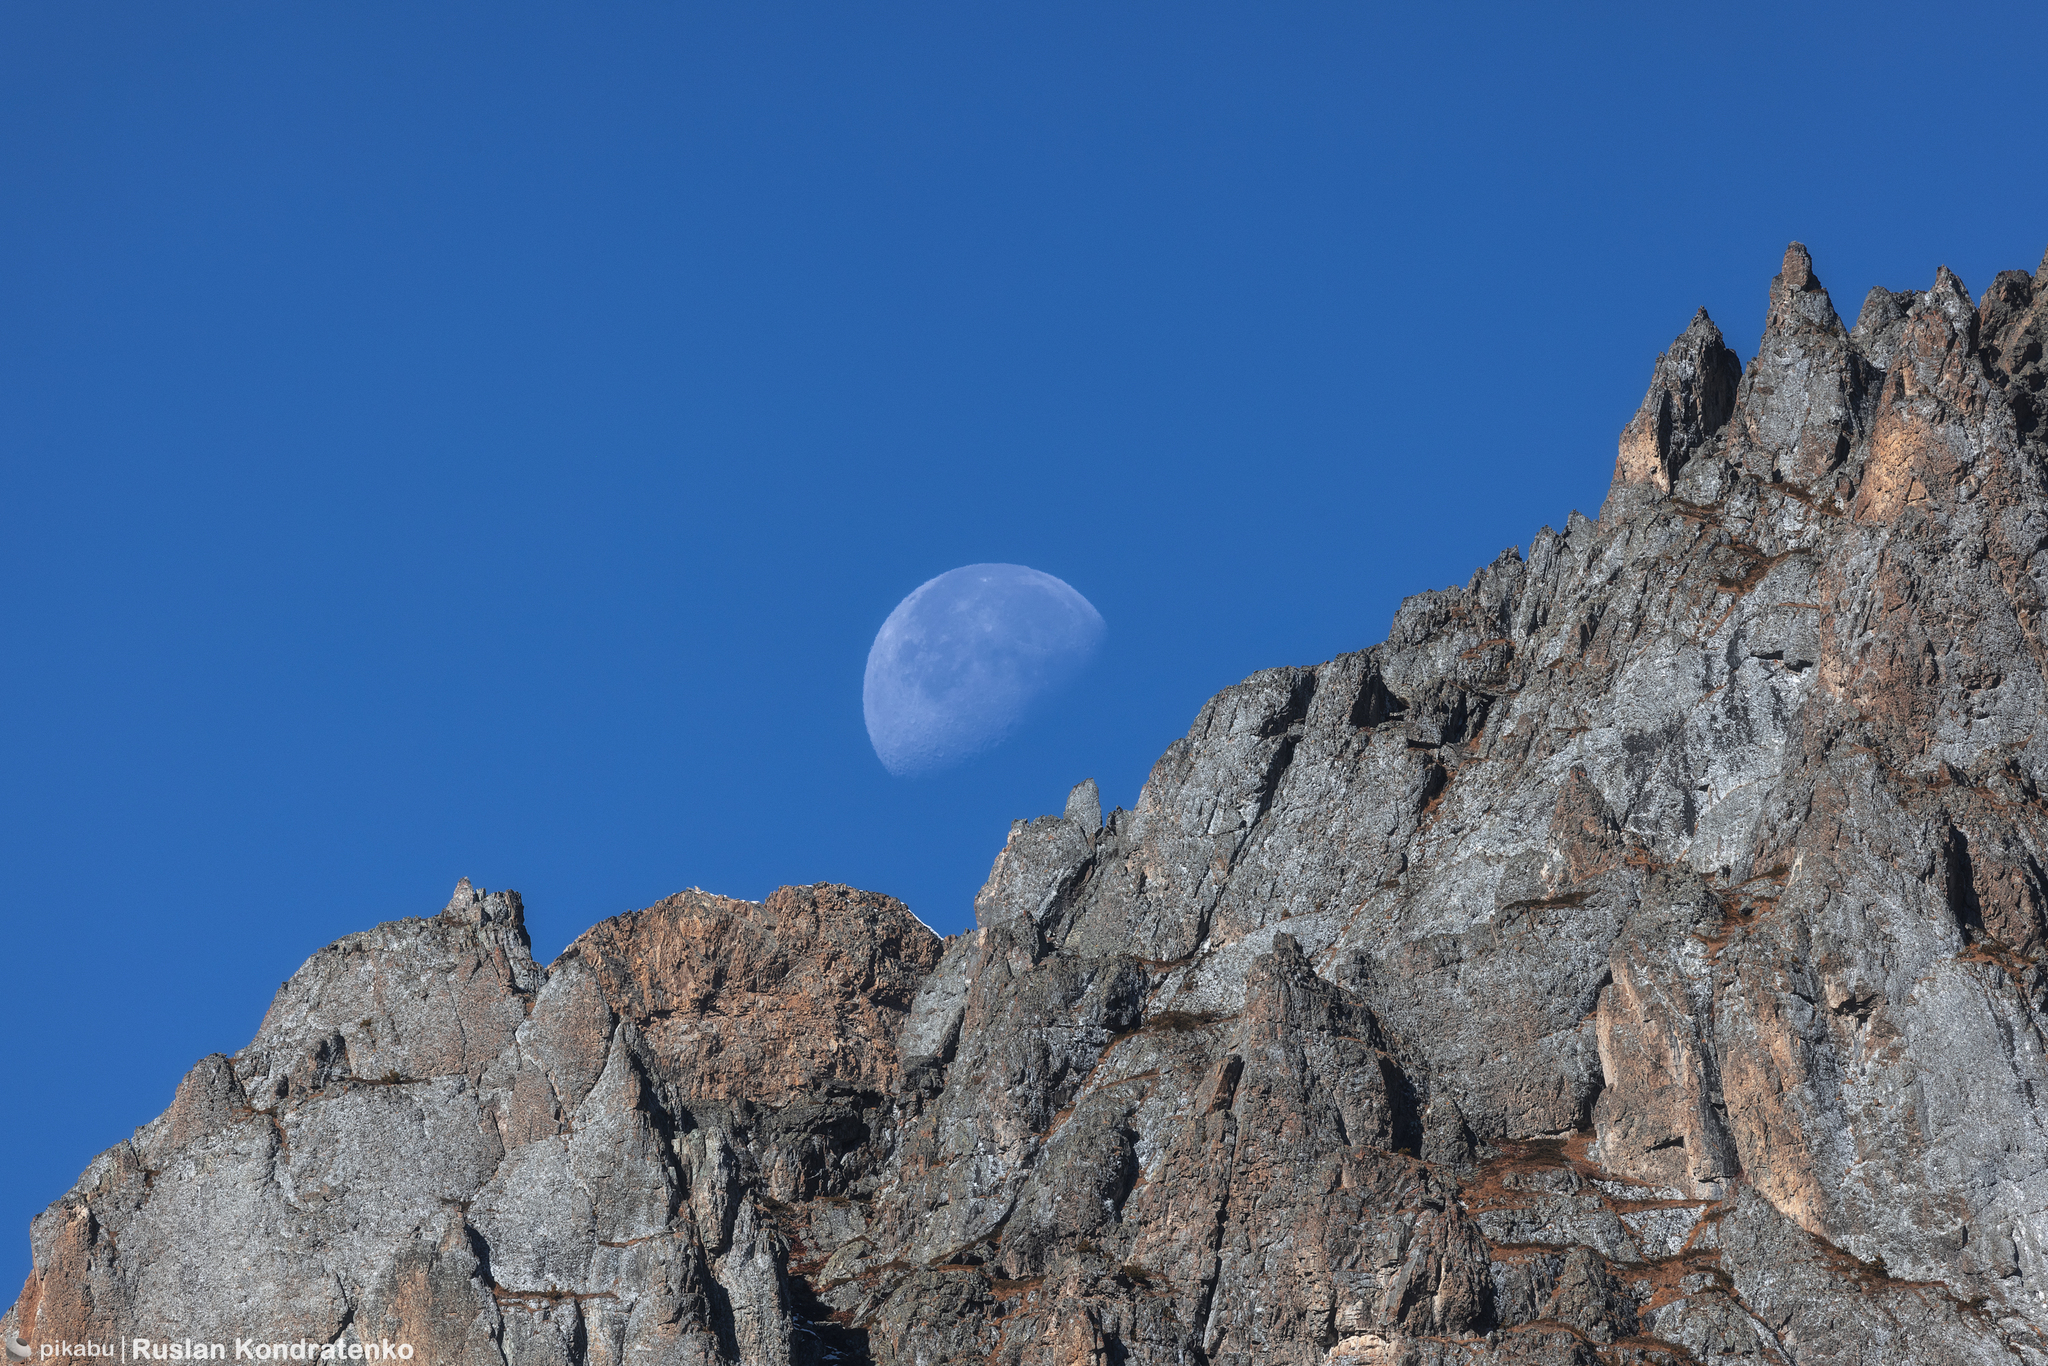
[10,239,2048,1365]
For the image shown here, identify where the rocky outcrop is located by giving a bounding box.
[12,241,2048,1364]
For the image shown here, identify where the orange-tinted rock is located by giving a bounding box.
[569,882,942,1108]
[1610,308,1740,497]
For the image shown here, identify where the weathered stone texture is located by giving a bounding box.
[13,242,2048,1364]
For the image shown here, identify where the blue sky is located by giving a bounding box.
[4,2,2045,1294]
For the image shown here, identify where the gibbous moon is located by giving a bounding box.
[864,564,1105,776]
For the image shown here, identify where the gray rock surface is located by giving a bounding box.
[13,241,2048,1363]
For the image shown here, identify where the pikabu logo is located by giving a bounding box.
[9,1341,116,1362]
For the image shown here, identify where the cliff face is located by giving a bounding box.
[12,241,2048,1366]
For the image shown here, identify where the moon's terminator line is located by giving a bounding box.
[863,564,1105,776]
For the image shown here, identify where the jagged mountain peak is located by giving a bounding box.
[13,241,2048,1364]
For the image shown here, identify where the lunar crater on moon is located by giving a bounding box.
[864,563,1105,776]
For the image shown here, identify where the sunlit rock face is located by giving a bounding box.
[13,242,2048,1365]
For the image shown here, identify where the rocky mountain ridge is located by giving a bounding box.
[11,240,2048,1365]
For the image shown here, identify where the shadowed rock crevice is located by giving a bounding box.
[1349,662,1409,729]
[1946,820,1987,938]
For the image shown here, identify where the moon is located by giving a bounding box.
[864,564,1105,776]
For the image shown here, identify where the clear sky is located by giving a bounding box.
[4,2,2045,1295]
